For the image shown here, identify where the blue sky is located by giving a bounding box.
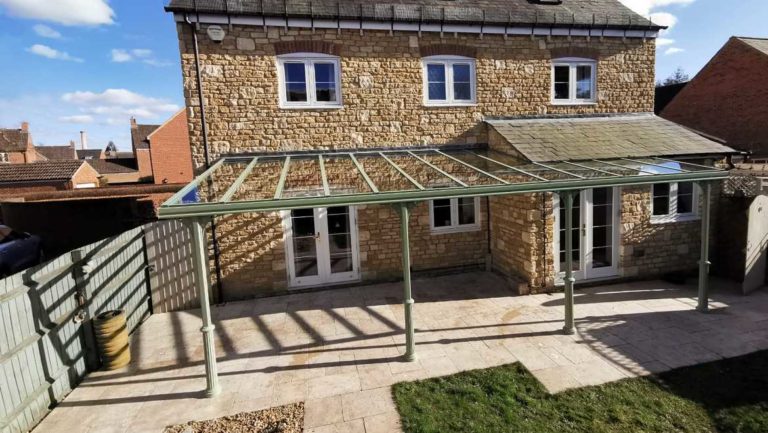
[0,0,766,150]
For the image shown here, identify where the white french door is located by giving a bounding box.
[554,188,620,282]
[283,206,360,288]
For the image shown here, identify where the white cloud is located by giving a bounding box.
[665,47,685,55]
[649,12,678,31]
[59,115,94,124]
[618,0,696,16]
[62,88,180,121]
[0,0,114,26]
[32,24,61,39]
[656,38,675,47]
[111,49,132,63]
[109,48,171,67]
[27,44,83,62]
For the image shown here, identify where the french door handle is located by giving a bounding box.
[315,232,321,240]
[582,224,586,237]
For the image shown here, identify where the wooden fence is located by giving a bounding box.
[0,219,199,433]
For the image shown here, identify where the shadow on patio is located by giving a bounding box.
[32,272,768,433]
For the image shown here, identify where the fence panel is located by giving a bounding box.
[144,220,200,313]
[0,227,151,433]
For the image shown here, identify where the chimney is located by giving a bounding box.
[80,130,88,150]
[130,117,137,129]
[69,140,76,148]
[21,121,29,131]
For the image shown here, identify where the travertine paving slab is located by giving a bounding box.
[31,273,768,433]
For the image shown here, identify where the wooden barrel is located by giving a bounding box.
[94,310,130,370]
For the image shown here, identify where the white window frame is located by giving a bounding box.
[276,53,342,109]
[650,182,700,224]
[422,56,477,107]
[551,57,597,105]
[429,197,481,234]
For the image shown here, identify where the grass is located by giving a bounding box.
[392,350,768,433]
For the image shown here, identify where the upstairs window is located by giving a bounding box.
[422,56,476,106]
[651,182,698,223]
[430,197,480,233]
[552,58,596,104]
[277,53,342,108]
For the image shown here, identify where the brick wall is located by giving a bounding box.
[177,24,655,166]
[71,163,101,188]
[149,110,194,184]
[662,38,768,157]
[135,149,154,182]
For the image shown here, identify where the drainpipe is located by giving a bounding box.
[186,14,224,303]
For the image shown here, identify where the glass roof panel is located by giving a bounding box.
[384,151,461,189]
[231,157,284,202]
[357,153,421,192]
[447,150,541,183]
[283,156,324,198]
[410,150,503,186]
[181,160,249,204]
[324,154,373,195]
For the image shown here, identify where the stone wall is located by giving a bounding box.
[176,24,656,166]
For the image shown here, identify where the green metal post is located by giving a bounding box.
[562,191,576,335]
[189,218,221,397]
[399,203,416,361]
[697,181,712,312]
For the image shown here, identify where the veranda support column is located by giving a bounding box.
[562,191,576,335]
[399,203,416,361]
[189,217,221,397]
[697,181,713,312]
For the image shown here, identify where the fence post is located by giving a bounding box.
[71,249,100,371]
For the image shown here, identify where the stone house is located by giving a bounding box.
[164,0,734,300]
[662,37,768,159]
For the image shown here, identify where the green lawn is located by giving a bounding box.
[393,350,768,433]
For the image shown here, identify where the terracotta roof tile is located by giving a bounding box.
[0,128,30,152]
[0,160,86,183]
[35,145,77,160]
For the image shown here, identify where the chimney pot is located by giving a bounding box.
[21,121,29,131]
[79,131,88,150]
[130,117,137,128]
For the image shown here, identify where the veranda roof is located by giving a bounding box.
[158,148,727,219]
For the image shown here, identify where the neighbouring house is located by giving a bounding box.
[164,0,734,300]
[654,82,687,114]
[34,141,78,160]
[86,159,142,184]
[662,37,768,159]
[77,149,105,160]
[0,160,101,196]
[0,122,46,164]
[130,110,195,185]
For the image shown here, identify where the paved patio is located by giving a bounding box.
[33,272,768,433]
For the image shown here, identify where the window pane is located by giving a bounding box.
[314,63,337,102]
[653,197,670,215]
[428,83,446,100]
[427,64,446,100]
[284,62,308,102]
[653,183,670,197]
[454,82,472,101]
[286,83,307,102]
[315,84,336,102]
[554,83,569,100]
[678,194,693,214]
[284,63,306,82]
[458,198,476,225]
[453,64,471,82]
[432,199,452,227]
[576,65,593,99]
[678,182,693,195]
[554,65,569,83]
[314,63,335,82]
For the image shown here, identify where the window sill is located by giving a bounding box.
[650,214,700,224]
[279,104,344,110]
[550,101,598,106]
[423,102,478,108]
[430,224,481,235]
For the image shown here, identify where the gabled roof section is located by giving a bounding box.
[0,128,31,152]
[0,160,87,183]
[87,159,138,174]
[166,0,663,30]
[736,37,768,56]
[131,124,160,150]
[35,145,77,160]
[77,149,104,160]
[486,114,735,162]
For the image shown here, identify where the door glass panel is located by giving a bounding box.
[291,209,318,277]
[327,207,353,274]
[591,188,613,269]
[558,192,581,272]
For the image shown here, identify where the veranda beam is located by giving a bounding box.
[408,151,468,187]
[434,150,510,184]
[349,153,379,193]
[188,218,221,397]
[318,155,330,196]
[274,156,291,199]
[380,152,425,190]
[164,158,226,206]
[562,161,621,177]
[533,162,584,179]
[473,153,550,181]
[220,157,259,202]
[399,203,416,361]
[697,181,713,312]
[561,190,576,335]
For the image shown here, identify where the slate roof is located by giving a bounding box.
[737,37,768,56]
[87,159,138,174]
[0,128,30,152]
[35,145,77,160]
[486,114,735,162]
[166,0,662,30]
[0,161,87,183]
[131,124,160,150]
